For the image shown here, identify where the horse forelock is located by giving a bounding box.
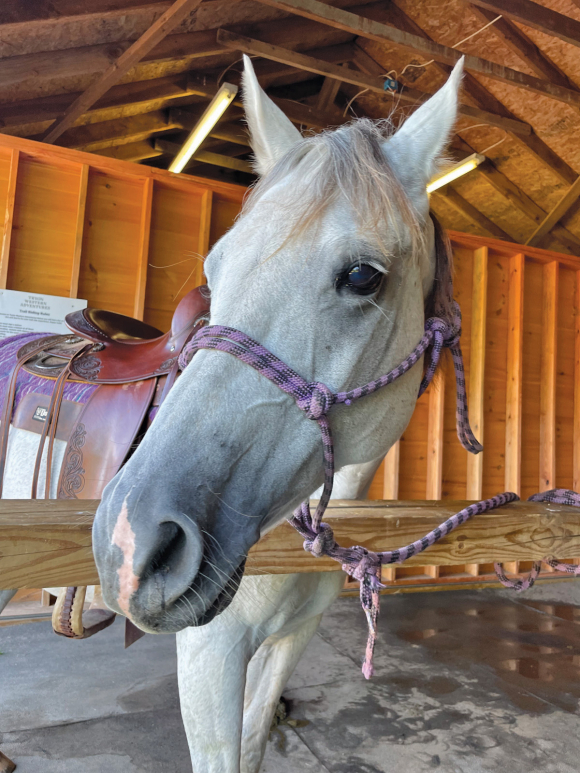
[241,118,427,262]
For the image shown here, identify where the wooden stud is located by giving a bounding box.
[42,0,205,143]
[69,163,89,298]
[426,369,445,500]
[0,148,19,289]
[540,261,558,491]
[574,271,580,491]
[195,189,213,288]
[382,441,400,500]
[505,254,525,494]
[466,246,488,500]
[316,75,342,112]
[134,178,154,321]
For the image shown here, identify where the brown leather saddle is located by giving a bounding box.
[1,286,209,642]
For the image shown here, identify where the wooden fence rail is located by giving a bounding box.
[2,499,580,588]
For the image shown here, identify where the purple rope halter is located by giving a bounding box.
[179,302,580,678]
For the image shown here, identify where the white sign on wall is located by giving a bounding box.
[0,290,87,340]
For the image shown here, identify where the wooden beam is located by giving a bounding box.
[94,140,164,163]
[0,1,169,26]
[154,139,254,173]
[466,247,487,500]
[0,149,19,290]
[69,163,89,299]
[468,3,580,91]
[437,187,512,241]
[526,177,580,247]
[475,159,580,252]
[42,0,204,143]
[253,0,580,108]
[505,254,525,495]
[217,30,532,136]
[3,498,580,587]
[470,0,580,49]
[0,76,199,133]
[316,75,342,111]
[539,262,558,492]
[382,441,400,499]
[33,111,182,153]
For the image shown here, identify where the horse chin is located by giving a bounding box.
[129,558,247,634]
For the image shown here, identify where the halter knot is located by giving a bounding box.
[304,522,335,557]
[297,382,335,420]
[345,550,382,588]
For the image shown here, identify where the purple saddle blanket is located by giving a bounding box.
[0,332,97,419]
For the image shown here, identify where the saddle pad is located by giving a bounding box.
[0,333,97,420]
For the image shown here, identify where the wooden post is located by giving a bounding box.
[575,270,580,491]
[505,253,525,494]
[426,369,445,500]
[0,149,19,289]
[382,441,400,500]
[133,177,154,320]
[69,163,89,298]
[466,246,488,499]
[540,261,558,491]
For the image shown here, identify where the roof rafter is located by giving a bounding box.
[217,29,533,135]
[436,187,512,241]
[470,0,580,49]
[252,0,580,108]
[42,0,205,143]
[526,176,580,246]
[386,1,578,186]
[467,3,580,91]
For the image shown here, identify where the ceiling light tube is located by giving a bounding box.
[426,153,485,193]
[169,82,238,174]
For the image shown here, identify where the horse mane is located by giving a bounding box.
[242,117,425,261]
[425,213,454,322]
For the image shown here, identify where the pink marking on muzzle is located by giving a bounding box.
[111,498,139,616]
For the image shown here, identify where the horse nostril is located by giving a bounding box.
[146,521,187,580]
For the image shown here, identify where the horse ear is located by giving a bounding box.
[242,54,303,176]
[383,58,464,195]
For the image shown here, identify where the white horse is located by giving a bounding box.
[1,56,463,772]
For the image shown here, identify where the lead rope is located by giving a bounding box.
[179,305,580,679]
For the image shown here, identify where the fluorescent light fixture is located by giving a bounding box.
[169,82,238,174]
[426,153,485,193]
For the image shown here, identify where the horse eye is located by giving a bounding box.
[335,263,383,296]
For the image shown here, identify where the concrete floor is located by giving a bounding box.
[2,582,580,772]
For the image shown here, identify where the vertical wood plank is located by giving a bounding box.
[196,189,213,287]
[0,149,19,289]
[575,270,580,491]
[133,177,154,320]
[382,441,400,499]
[540,261,558,491]
[426,369,445,500]
[69,164,89,298]
[466,246,488,499]
[505,253,525,494]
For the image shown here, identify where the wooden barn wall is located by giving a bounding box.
[0,134,245,329]
[2,132,579,591]
[365,232,580,590]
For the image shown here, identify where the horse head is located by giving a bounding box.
[93,56,463,633]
